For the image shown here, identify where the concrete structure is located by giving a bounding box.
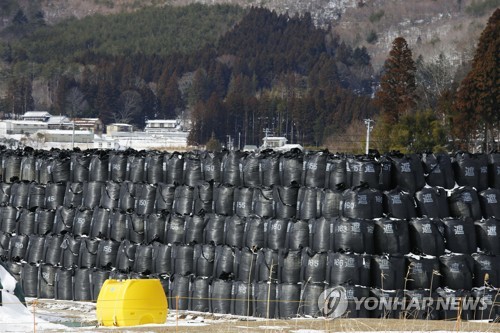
[41,129,94,143]
[107,123,133,135]
[0,120,48,135]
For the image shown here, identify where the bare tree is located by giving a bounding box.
[65,86,89,118]
[115,90,143,124]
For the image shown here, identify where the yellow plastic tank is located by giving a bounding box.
[96,279,168,326]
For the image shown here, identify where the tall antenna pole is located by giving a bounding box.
[364,119,374,155]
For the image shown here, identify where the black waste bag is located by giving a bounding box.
[301,248,327,284]
[408,218,446,256]
[383,187,417,220]
[235,247,257,283]
[73,207,93,237]
[279,148,303,186]
[34,208,55,236]
[224,215,246,248]
[300,283,325,317]
[99,180,120,210]
[54,267,74,300]
[184,214,206,245]
[331,217,375,254]
[244,215,265,250]
[325,154,347,189]
[78,238,100,268]
[126,153,146,183]
[165,151,184,185]
[127,213,145,244]
[171,244,194,276]
[3,152,22,183]
[89,152,109,182]
[0,183,12,205]
[36,156,51,185]
[152,242,171,274]
[478,188,500,219]
[20,262,39,297]
[165,213,185,245]
[90,269,111,301]
[286,220,309,250]
[28,183,46,209]
[44,182,66,210]
[415,186,450,219]
[326,252,371,287]
[273,184,299,219]
[145,152,165,185]
[155,182,176,213]
[302,150,327,188]
[405,254,441,290]
[200,151,222,183]
[436,287,473,320]
[10,181,30,208]
[145,212,167,244]
[184,152,203,187]
[213,244,235,280]
[118,181,137,213]
[255,248,278,282]
[221,150,243,186]
[134,243,154,274]
[341,184,383,220]
[439,253,474,290]
[471,287,500,321]
[213,183,234,216]
[26,234,45,264]
[449,186,482,221]
[296,186,319,221]
[60,234,81,269]
[319,187,343,219]
[370,288,405,319]
[276,283,301,319]
[73,267,92,301]
[453,152,489,191]
[370,254,406,290]
[16,208,36,236]
[488,152,500,189]
[232,280,254,316]
[43,234,64,266]
[346,155,381,189]
[189,276,210,312]
[422,152,455,189]
[278,249,302,283]
[109,151,128,183]
[173,184,194,215]
[49,154,71,183]
[203,213,226,246]
[0,230,10,258]
[96,239,119,269]
[373,218,410,255]
[9,234,29,262]
[193,181,213,214]
[265,218,289,251]
[441,217,477,254]
[38,263,57,299]
[209,279,232,314]
[53,206,75,235]
[20,155,36,182]
[70,152,91,183]
[402,289,440,320]
[0,205,17,234]
[334,284,371,319]
[475,218,500,255]
[253,281,277,318]
[388,152,426,195]
[471,253,500,288]
[90,207,111,239]
[115,239,137,272]
[82,181,104,209]
[309,217,334,253]
[108,210,128,242]
[252,186,274,218]
[168,274,191,310]
[193,243,215,277]
[260,150,280,187]
[64,182,83,208]
[241,152,261,187]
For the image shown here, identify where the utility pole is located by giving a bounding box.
[364,119,374,155]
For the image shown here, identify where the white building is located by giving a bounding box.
[21,111,51,122]
[0,120,48,135]
[144,119,181,134]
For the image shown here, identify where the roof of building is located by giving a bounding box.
[47,116,69,125]
[22,111,51,118]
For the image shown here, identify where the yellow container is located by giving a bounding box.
[96,279,168,326]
